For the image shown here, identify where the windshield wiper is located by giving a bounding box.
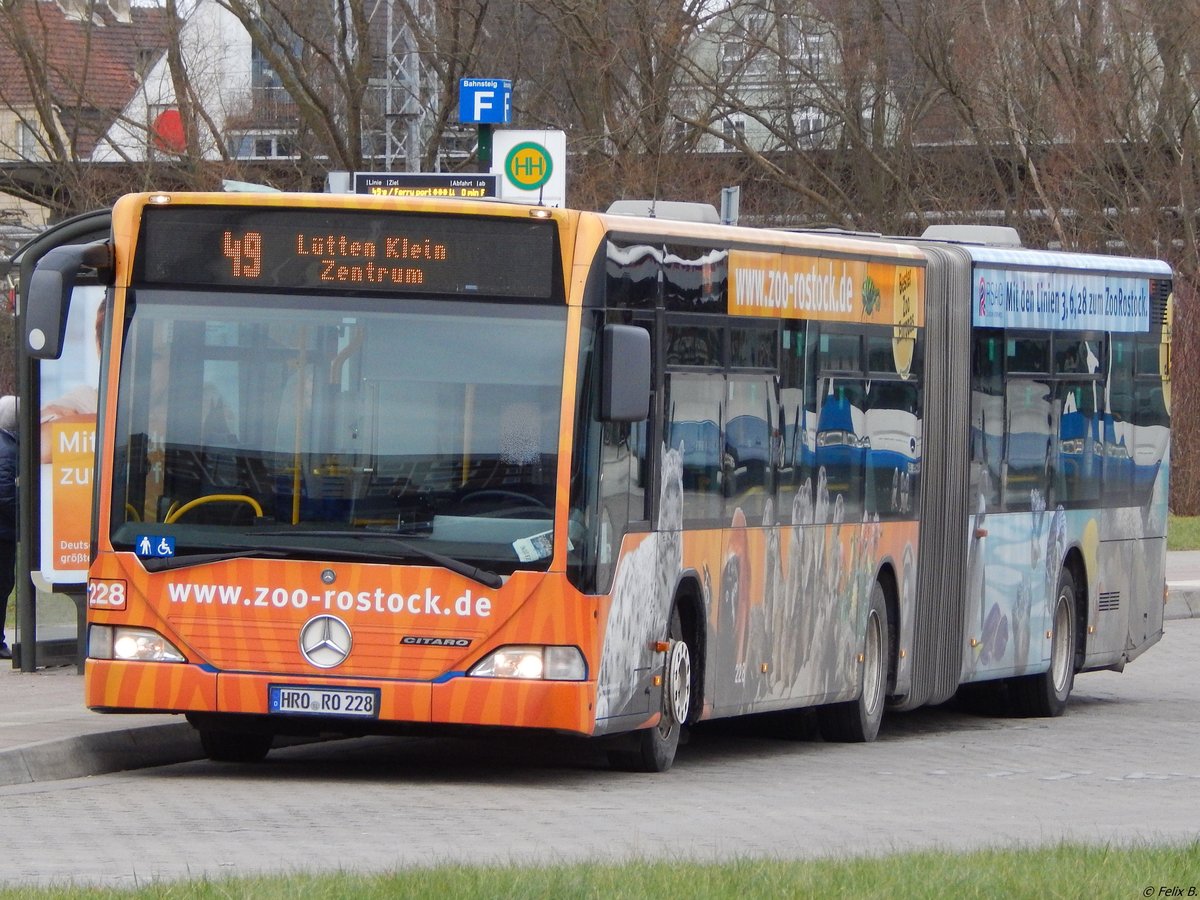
[139,548,288,572]
[239,529,504,589]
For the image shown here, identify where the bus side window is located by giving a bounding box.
[663,243,727,313]
[1003,377,1052,510]
[1053,336,1102,507]
[1104,337,1134,507]
[1002,336,1052,510]
[971,331,1003,509]
[777,323,811,520]
[1132,337,1170,507]
[816,377,867,520]
[724,375,776,522]
[666,372,724,527]
[865,379,920,518]
[815,330,866,520]
[725,322,778,523]
[605,241,660,309]
[865,330,922,519]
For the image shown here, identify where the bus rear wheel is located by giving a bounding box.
[609,607,691,773]
[1009,568,1077,717]
[818,581,889,743]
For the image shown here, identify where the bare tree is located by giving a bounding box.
[0,0,163,216]
[0,0,270,218]
[890,0,1200,508]
[216,0,376,170]
[508,0,716,204]
[652,0,957,228]
[396,0,493,171]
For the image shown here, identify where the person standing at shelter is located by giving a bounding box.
[0,395,18,659]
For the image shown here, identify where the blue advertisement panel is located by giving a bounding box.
[972,267,1152,332]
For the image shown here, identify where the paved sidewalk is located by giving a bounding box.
[1162,549,1200,618]
[0,665,202,786]
[3,557,1199,788]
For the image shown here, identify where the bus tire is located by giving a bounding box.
[1009,567,1077,717]
[818,581,889,743]
[198,727,274,763]
[609,607,691,773]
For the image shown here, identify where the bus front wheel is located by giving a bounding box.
[609,607,691,773]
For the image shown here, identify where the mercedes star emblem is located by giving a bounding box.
[299,614,353,668]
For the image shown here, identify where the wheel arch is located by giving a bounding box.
[1062,545,1088,669]
[874,561,901,695]
[672,570,707,725]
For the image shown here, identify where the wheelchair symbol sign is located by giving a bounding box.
[135,535,176,558]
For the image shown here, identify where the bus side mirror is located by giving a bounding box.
[24,240,111,360]
[601,323,650,422]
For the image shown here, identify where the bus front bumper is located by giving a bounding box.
[84,660,597,736]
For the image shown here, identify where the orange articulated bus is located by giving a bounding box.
[24,193,1171,771]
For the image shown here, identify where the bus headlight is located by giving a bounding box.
[469,645,586,681]
[89,625,186,663]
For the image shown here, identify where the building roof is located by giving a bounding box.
[0,0,169,158]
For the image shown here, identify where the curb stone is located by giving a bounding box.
[0,723,203,788]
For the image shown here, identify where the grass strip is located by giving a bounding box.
[7,843,1200,899]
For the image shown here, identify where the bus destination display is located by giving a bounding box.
[136,206,558,299]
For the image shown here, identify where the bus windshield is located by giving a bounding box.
[109,290,567,574]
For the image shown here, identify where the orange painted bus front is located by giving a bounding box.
[85,552,604,735]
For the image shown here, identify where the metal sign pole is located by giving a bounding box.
[478,123,493,174]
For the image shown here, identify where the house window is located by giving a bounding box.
[744,52,768,78]
[794,33,824,74]
[722,116,746,149]
[441,126,476,157]
[228,132,295,159]
[18,121,45,161]
[135,48,159,81]
[795,107,824,144]
[719,40,744,77]
[745,13,769,37]
[251,44,283,90]
[672,117,691,147]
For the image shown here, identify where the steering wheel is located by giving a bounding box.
[165,494,264,524]
[490,506,553,519]
[458,490,548,509]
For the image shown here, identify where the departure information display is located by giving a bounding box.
[135,205,559,299]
